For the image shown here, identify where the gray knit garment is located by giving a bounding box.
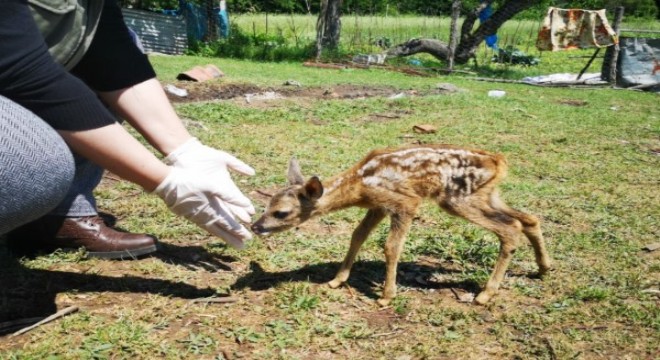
[0,95,75,234]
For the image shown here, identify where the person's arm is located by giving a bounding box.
[98,78,192,155]
[58,122,169,192]
[60,122,254,249]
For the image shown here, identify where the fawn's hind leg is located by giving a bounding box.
[328,209,386,289]
[446,198,524,305]
[489,191,552,275]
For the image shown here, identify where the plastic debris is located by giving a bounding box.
[283,80,302,87]
[435,83,459,93]
[388,92,406,100]
[488,90,506,98]
[244,91,283,103]
[164,84,188,97]
[352,53,387,65]
[522,73,605,85]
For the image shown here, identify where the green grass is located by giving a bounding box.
[0,54,658,359]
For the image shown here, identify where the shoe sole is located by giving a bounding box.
[87,244,159,260]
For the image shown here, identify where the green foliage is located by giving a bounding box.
[186,13,658,74]
[122,0,658,19]
[572,286,611,302]
[275,283,321,312]
[187,23,316,61]
[120,0,181,11]
[221,327,264,344]
[491,46,540,66]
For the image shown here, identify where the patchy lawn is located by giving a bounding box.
[1,56,658,359]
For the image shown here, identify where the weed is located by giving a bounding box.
[572,286,611,302]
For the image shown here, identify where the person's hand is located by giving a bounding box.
[164,138,255,222]
[153,167,252,249]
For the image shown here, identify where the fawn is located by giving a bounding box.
[251,144,552,305]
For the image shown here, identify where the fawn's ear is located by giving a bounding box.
[304,176,324,200]
[287,157,305,185]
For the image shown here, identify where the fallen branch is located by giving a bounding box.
[11,306,78,337]
[190,297,238,304]
[371,113,401,119]
[450,287,462,300]
[371,329,403,338]
[470,77,529,84]
[303,61,346,70]
[0,317,44,334]
[427,67,478,75]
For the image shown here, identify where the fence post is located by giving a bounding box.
[602,6,624,84]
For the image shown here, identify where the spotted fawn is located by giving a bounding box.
[252,144,552,306]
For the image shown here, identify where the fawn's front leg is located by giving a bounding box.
[329,209,386,289]
[378,213,414,307]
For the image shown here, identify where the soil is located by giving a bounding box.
[0,80,524,358]
[163,80,458,105]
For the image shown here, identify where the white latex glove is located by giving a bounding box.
[164,138,255,222]
[153,167,252,249]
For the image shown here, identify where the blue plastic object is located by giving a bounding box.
[175,0,230,41]
[479,1,498,50]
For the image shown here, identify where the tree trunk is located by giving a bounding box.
[316,0,342,54]
[448,0,462,70]
[388,0,539,65]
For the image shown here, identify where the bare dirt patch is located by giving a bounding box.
[164,81,457,105]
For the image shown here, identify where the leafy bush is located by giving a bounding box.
[491,46,540,66]
[187,24,316,61]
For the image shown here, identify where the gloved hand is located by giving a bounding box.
[153,167,252,249]
[164,138,255,223]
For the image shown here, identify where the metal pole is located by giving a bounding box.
[602,7,624,84]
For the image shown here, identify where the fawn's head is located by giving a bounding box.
[251,158,323,236]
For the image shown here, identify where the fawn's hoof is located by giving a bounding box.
[327,279,343,289]
[473,291,494,305]
[376,298,392,307]
[538,264,554,277]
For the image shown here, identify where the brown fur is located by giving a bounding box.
[252,144,552,305]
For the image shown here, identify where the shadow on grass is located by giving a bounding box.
[0,242,229,335]
[154,242,238,272]
[232,260,482,301]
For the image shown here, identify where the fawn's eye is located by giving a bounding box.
[273,210,290,219]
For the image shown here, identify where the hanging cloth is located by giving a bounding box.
[479,1,498,50]
[536,7,617,51]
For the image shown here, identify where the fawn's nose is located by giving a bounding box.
[251,222,265,235]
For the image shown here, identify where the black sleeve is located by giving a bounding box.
[71,0,157,91]
[0,0,117,131]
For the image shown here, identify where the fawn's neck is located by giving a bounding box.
[314,170,365,215]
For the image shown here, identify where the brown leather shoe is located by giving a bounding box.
[7,215,158,260]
